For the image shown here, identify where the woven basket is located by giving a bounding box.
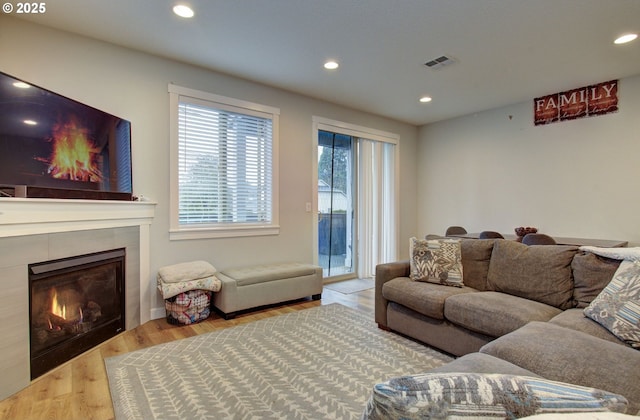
[165,289,212,325]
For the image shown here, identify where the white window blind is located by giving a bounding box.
[169,85,279,239]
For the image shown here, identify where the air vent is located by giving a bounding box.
[424,55,456,70]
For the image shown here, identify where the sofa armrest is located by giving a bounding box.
[375,260,410,328]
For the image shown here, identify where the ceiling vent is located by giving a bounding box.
[424,55,456,70]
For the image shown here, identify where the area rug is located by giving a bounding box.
[324,278,375,294]
[105,303,452,420]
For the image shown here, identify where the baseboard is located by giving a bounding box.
[150,307,165,320]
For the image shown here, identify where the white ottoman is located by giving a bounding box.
[212,262,323,319]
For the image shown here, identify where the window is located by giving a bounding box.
[169,85,279,239]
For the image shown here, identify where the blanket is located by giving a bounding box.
[579,246,640,262]
[157,260,222,299]
[157,260,217,283]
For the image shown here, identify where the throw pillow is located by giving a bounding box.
[361,373,628,420]
[409,237,463,287]
[584,259,640,349]
[460,239,495,291]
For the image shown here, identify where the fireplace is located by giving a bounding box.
[29,248,126,379]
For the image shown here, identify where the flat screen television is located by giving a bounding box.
[0,71,132,200]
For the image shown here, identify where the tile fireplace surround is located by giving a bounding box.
[0,198,155,400]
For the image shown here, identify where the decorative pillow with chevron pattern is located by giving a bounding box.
[362,373,629,420]
[584,259,640,349]
[409,237,463,287]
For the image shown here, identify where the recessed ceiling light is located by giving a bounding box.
[173,4,194,18]
[13,81,30,89]
[614,33,638,44]
[324,60,339,70]
[23,119,37,125]
[419,96,433,103]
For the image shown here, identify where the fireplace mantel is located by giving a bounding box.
[0,197,156,324]
[0,197,156,238]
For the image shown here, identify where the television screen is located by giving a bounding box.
[0,71,132,200]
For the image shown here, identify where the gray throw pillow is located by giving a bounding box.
[460,239,495,291]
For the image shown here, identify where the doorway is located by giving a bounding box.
[313,117,399,282]
[317,130,355,279]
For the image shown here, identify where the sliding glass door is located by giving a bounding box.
[317,130,355,278]
[314,117,399,281]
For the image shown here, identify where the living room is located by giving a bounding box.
[1,1,639,418]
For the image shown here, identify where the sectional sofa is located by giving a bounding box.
[374,237,640,414]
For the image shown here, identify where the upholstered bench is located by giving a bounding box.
[212,262,323,319]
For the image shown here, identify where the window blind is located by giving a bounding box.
[177,99,273,226]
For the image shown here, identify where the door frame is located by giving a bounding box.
[311,116,400,282]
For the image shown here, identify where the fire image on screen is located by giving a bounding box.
[0,71,132,197]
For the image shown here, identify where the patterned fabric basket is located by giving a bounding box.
[165,289,212,325]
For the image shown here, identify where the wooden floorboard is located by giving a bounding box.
[0,285,374,420]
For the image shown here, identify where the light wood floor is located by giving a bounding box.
[0,285,374,420]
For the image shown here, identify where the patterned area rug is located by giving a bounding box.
[105,303,452,419]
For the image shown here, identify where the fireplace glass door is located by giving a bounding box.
[29,248,125,379]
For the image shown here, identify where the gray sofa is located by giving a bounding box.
[375,238,640,413]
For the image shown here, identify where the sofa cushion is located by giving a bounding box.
[428,352,541,377]
[549,308,626,345]
[487,240,578,309]
[572,251,620,308]
[382,277,476,320]
[584,259,640,348]
[387,302,494,356]
[480,321,640,413]
[460,239,495,291]
[362,372,628,420]
[409,237,464,287]
[445,291,562,337]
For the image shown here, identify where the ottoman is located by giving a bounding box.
[212,262,323,319]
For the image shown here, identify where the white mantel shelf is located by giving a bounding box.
[0,197,156,238]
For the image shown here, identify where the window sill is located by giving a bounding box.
[169,224,280,240]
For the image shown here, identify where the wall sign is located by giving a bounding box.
[534,80,618,126]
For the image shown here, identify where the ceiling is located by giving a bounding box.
[14,0,640,125]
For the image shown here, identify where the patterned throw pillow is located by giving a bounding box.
[584,259,640,348]
[409,237,463,287]
[362,373,628,420]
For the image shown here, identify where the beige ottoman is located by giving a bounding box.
[212,262,323,319]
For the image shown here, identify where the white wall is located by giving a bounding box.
[0,16,418,316]
[418,74,640,245]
